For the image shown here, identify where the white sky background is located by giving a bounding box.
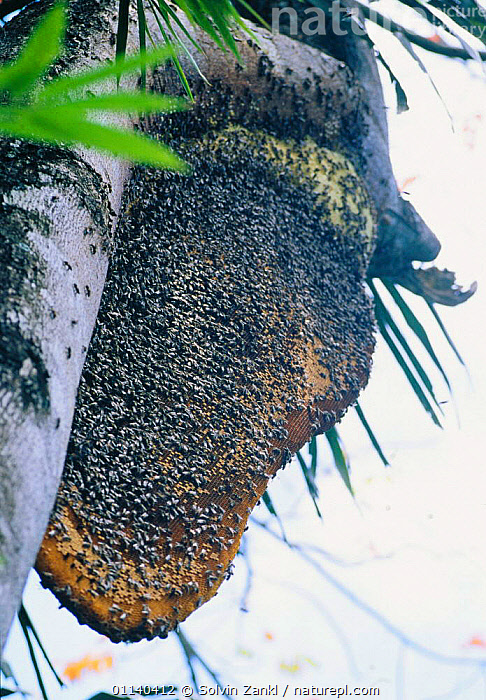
[4,3,486,698]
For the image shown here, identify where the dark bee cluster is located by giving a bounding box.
[36,41,376,643]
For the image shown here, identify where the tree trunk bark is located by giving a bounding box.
[0,0,139,646]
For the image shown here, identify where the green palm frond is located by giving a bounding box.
[376,50,410,113]
[427,301,466,365]
[296,278,464,504]
[0,5,189,167]
[261,489,278,518]
[170,0,245,56]
[176,628,231,697]
[325,427,353,496]
[261,490,288,542]
[115,0,131,79]
[369,279,444,428]
[355,401,390,467]
[16,604,63,700]
[146,0,196,99]
[137,0,148,89]
[116,0,258,69]
[296,447,322,518]
[413,0,485,58]
[120,0,265,96]
[0,2,66,96]
[295,280,465,503]
[381,280,452,393]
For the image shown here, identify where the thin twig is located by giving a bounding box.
[175,627,231,696]
[356,1,486,60]
[237,537,254,613]
[254,521,486,669]
[176,628,199,690]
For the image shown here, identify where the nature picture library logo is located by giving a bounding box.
[271,2,486,40]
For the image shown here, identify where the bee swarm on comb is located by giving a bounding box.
[35,19,376,642]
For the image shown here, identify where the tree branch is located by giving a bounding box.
[359,1,486,60]
[253,519,486,669]
[0,0,139,649]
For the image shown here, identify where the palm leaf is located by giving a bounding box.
[169,0,243,56]
[0,5,188,167]
[373,283,443,408]
[137,0,148,89]
[261,491,288,541]
[18,604,64,688]
[0,4,65,96]
[148,0,195,99]
[154,0,210,84]
[373,311,443,428]
[296,450,322,518]
[0,109,188,168]
[355,401,390,467]
[369,280,444,427]
[353,0,486,60]
[382,280,452,393]
[155,0,205,54]
[17,606,49,700]
[115,0,131,83]
[236,0,271,29]
[427,301,466,366]
[261,490,277,517]
[325,427,354,496]
[308,435,318,478]
[376,51,409,114]
[39,91,186,113]
[394,31,454,126]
